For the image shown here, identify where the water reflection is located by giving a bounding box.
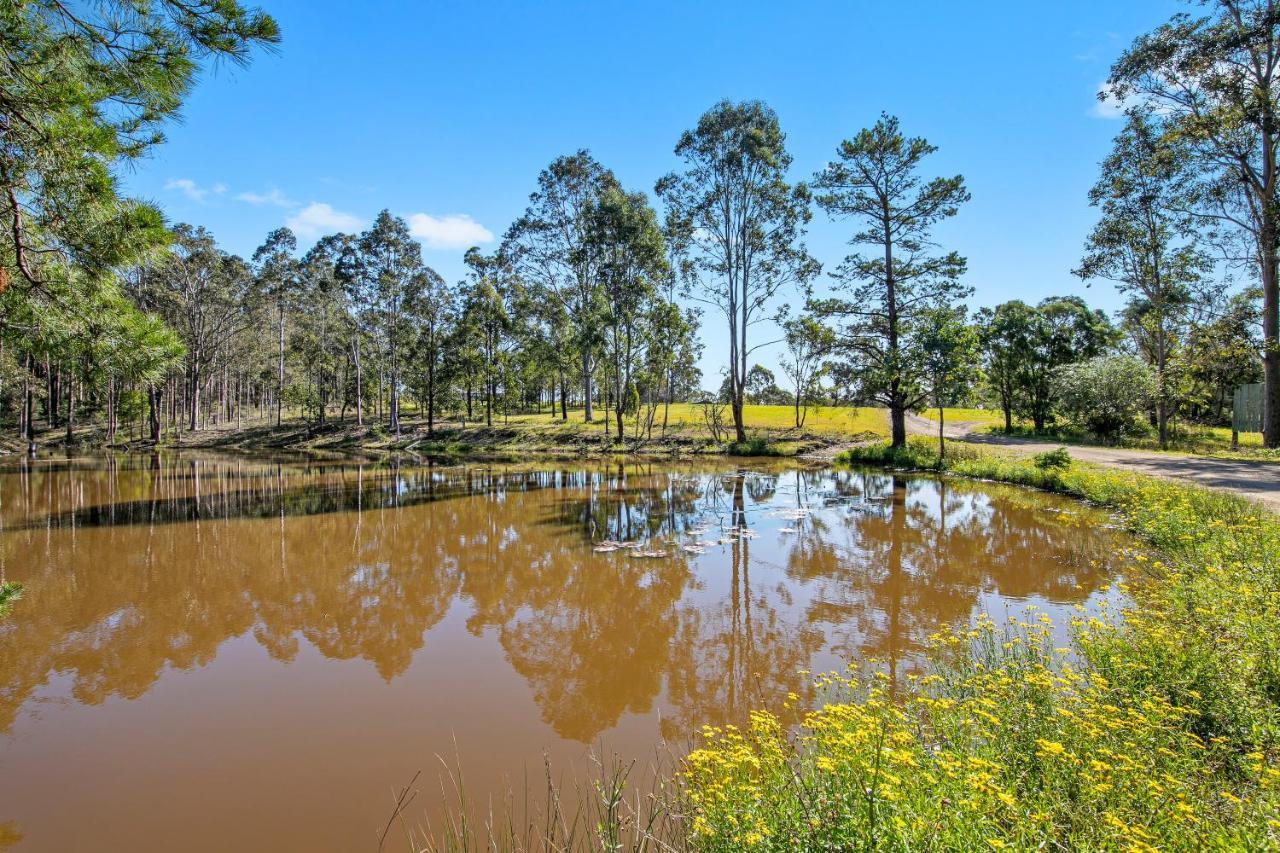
[0,455,1123,851]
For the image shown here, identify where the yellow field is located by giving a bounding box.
[497,403,888,440]
[914,407,1009,427]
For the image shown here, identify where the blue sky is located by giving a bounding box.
[127,0,1183,385]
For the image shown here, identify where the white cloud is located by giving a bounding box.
[164,178,223,203]
[238,187,297,208]
[286,202,363,238]
[407,213,494,250]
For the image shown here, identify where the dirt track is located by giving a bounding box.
[904,414,1280,513]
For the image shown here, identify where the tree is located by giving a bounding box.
[916,305,979,458]
[582,187,668,439]
[252,228,300,426]
[1184,290,1263,423]
[297,234,354,424]
[343,211,424,434]
[1076,112,1209,447]
[459,249,512,427]
[779,315,835,428]
[0,1,276,298]
[1057,355,1156,440]
[139,225,256,431]
[811,114,971,447]
[976,300,1037,432]
[1109,0,1280,446]
[506,151,619,422]
[1017,297,1115,431]
[656,100,818,443]
[405,268,451,436]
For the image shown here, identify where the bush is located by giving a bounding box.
[1033,446,1072,470]
[1056,355,1154,440]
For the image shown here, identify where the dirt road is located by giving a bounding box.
[904,414,1280,513]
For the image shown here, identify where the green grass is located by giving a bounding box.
[982,421,1280,462]
[677,439,1280,850]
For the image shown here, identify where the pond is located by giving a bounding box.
[0,455,1128,851]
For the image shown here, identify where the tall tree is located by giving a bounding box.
[1109,0,1280,445]
[1076,112,1209,447]
[810,114,971,447]
[656,100,818,443]
[976,300,1037,432]
[582,188,669,439]
[252,228,300,426]
[917,304,979,459]
[506,151,618,423]
[140,225,256,431]
[343,212,423,435]
[405,268,451,436]
[0,1,277,297]
[459,249,512,427]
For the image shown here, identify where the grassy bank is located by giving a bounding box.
[980,421,1280,462]
[678,439,1279,850]
[17,403,891,459]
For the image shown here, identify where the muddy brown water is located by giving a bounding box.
[0,455,1128,851]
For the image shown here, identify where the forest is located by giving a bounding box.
[1,2,1274,458]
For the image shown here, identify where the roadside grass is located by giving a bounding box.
[678,439,1280,850]
[983,421,1280,462]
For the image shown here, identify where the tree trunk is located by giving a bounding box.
[582,350,594,422]
[890,404,906,447]
[938,402,946,460]
[276,305,285,427]
[65,373,74,446]
[149,384,162,443]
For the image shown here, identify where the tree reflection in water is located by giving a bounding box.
[0,455,1124,849]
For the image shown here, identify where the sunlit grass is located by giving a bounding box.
[500,404,889,440]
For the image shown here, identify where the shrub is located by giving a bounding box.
[1033,446,1072,470]
[1056,355,1154,440]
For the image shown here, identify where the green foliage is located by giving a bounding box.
[657,99,818,442]
[1032,447,1073,470]
[1,1,277,295]
[809,113,971,444]
[1057,354,1155,440]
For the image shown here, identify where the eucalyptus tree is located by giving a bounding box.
[297,234,354,423]
[1076,112,1209,447]
[459,249,513,427]
[140,225,256,431]
[342,211,424,434]
[976,300,1037,432]
[0,1,277,298]
[780,314,835,428]
[916,305,979,458]
[505,151,619,422]
[811,114,971,448]
[656,100,818,443]
[582,188,669,439]
[1109,0,1280,445]
[404,267,452,436]
[252,228,300,426]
